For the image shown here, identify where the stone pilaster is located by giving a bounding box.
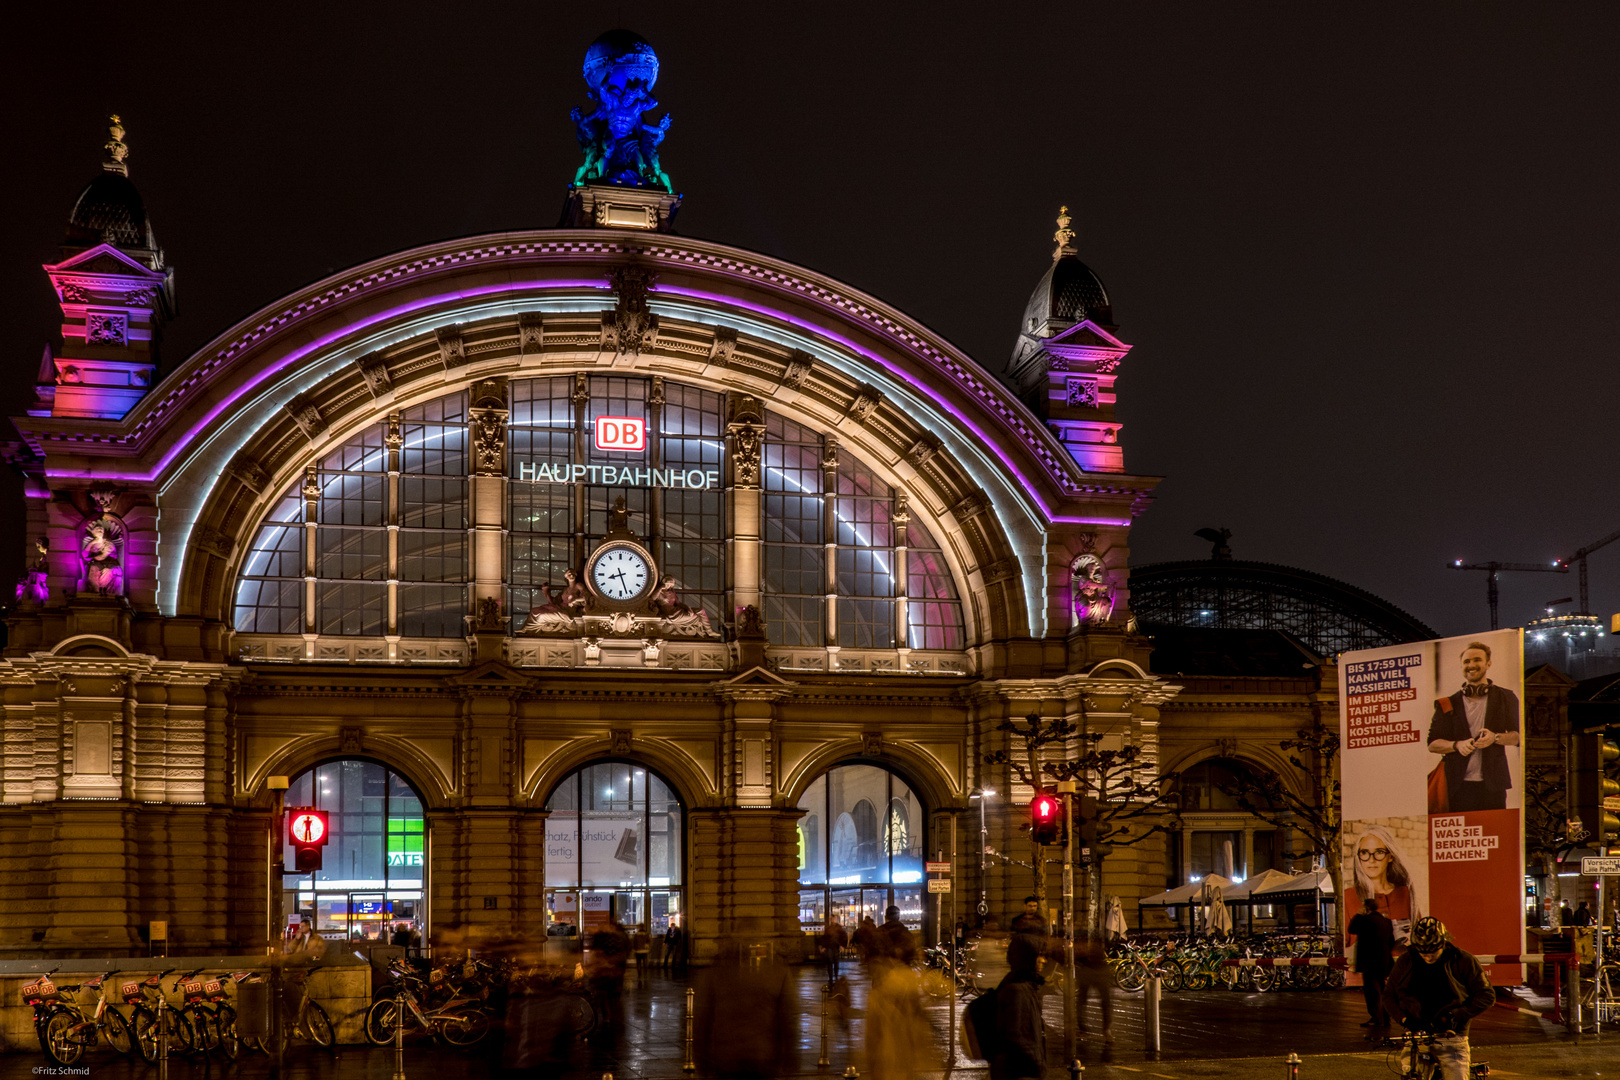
[686,807,804,964]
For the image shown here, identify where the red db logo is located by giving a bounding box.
[594,416,646,452]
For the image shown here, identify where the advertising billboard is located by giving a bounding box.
[1340,628,1524,982]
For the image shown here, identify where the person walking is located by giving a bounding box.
[1572,901,1595,927]
[852,915,880,965]
[1348,898,1395,1033]
[823,916,848,981]
[1072,926,1114,1044]
[1384,916,1494,1080]
[631,923,652,986]
[694,918,793,1079]
[662,919,683,971]
[1559,901,1574,927]
[993,934,1047,1080]
[865,906,934,1080]
[586,918,632,1044]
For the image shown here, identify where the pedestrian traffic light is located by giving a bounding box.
[1573,733,1620,850]
[288,808,330,873]
[1030,793,1063,845]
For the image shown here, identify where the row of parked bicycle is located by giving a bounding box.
[21,966,334,1066]
[1106,933,1347,993]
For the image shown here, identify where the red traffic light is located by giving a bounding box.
[288,809,330,846]
[1030,794,1063,845]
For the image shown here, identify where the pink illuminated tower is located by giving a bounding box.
[33,116,175,421]
[1004,206,1131,474]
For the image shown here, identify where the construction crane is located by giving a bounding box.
[1561,527,1620,615]
[1447,559,1568,630]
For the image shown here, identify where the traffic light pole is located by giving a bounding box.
[267,776,288,950]
[1059,780,1078,1076]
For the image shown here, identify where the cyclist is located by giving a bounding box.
[1384,916,1494,1080]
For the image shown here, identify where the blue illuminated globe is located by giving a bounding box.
[583,29,659,94]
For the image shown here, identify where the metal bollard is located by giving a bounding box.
[158,998,169,1080]
[843,1067,860,1079]
[1285,1051,1301,1079]
[818,982,831,1066]
[683,986,696,1073]
[1069,1059,1084,1079]
[1567,956,1583,1032]
[392,991,406,1080]
[1144,976,1161,1052]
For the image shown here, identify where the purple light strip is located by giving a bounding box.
[44,281,609,483]
[653,286,1131,527]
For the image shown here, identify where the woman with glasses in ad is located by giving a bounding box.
[1346,824,1425,945]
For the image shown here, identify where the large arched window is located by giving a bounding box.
[797,763,925,933]
[542,761,685,934]
[762,409,964,651]
[283,760,426,939]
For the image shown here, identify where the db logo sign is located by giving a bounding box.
[594,416,646,452]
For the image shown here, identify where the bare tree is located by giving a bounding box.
[1215,723,1343,942]
[985,714,1181,934]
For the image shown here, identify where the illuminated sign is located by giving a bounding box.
[290,811,327,845]
[387,817,423,867]
[594,416,646,452]
[515,462,720,490]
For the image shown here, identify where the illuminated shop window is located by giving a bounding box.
[283,760,425,936]
[796,763,926,933]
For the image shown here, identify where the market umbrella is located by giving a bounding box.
[1103,895,1128,942]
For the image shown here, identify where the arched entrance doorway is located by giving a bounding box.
[283,759,427,943]
[797,763,925,936]
[543,761,685,939]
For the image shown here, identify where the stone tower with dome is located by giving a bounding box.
[1004,207,1131,474]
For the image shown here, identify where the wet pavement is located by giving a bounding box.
[0,965,1611,1079]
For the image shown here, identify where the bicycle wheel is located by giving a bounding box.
[1158,958,1185,993]
[564,992,596,1037]
[366,998,409,1046]
[1251,965,1278,992]
[215,1005,240,1061]
[167,1009,197,1055]
[186,1006,218,1053]
[44,1011,86,1066]
[130,1006,160,1062]
[305,1001,335,1049]
[102,1006,135,1056]
[1114,959,1147,993]
[439,1012,490,1046]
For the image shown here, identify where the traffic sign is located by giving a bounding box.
[1581,856,1620,875]
[927,879,951,893]
[925,861,951,873]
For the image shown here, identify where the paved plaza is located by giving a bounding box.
[0,965,1611,1079]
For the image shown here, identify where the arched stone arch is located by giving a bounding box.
[781,739,961,813]
[47,633,135,660]
[1163,748,1313,808]
[523,736,714,811]
[247,736,453,810]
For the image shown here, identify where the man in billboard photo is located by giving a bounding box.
[1426,641,1520,812]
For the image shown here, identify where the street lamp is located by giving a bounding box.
[969,787,995,917]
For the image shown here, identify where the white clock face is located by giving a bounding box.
[592,547,650,601]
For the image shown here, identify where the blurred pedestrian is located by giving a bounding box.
[1559,901,1573,927]
[1010,896,1047,937]
[1348,898,1394,1032]
[586,918,632,1042]
[1073,926,1113,1044]
[852,915,879,964]
[823,916,848,980]
[662,919,682,971]
[695,917,793,1079]
[865,905,936,1080]
[993,935,1047,1080]
[1572,901,1595,927]
[954,916,969,952]
[631,924,652,986]
[499,961,579,1077]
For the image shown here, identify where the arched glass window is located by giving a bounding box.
[233,394,468,637]
[1178,758,1275,813]
[542,761,685,934]
[507,376,726,633]
[283,760,426,939]
[762,409,965,651]
[796,763,925,933]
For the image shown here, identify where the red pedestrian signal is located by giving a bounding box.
[288,808,330,873]
[1030,793,1063,845]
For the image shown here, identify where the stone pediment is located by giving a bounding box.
[717,665,797,688]
[447,660,535,689]
[45,243,166,282]
[1043,319,1128,352]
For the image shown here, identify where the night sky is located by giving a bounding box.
[3,3,1617,639]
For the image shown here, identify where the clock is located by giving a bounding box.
[585,541,656,608]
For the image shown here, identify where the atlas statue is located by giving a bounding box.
[571,29,674,192]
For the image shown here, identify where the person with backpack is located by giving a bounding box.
[993,933,1047,1079]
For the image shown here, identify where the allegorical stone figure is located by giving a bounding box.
[80,518,121,595]
[570,29,674,192]
[520,568,591,633]
[650,575,714,636]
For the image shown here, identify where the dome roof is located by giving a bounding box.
[65,169,156,250]
[1020,254,1111,333]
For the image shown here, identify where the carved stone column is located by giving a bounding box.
[725,395,765,637]
[468,379,509,629]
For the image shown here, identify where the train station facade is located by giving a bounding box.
[1,103,1387,960]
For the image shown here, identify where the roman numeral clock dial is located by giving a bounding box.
[591,546,650,602]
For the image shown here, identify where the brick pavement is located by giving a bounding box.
[0,964,1608,1079]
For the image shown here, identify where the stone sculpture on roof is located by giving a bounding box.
[571,30,674,192]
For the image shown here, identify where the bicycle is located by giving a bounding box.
[364,962,490,1047]
[268,967,335,1053]
[1382,1030,1490,1079]
[35,969,136,1065]
[131,968,196,1061]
